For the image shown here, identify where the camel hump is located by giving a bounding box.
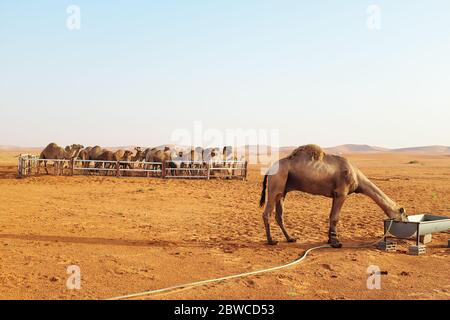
[288,144,325,161]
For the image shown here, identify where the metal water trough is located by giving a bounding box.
[381,214,450,255]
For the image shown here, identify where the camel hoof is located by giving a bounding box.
[328,238,342,248]
[287,237,297,243]
[267,240,278,246]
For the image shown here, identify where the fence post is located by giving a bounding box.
[70,158,75,176]
[18,156,23,178]
[207,161,211,180]
[116,161,120,177]
[161,160,166,179]
[26,158,30,176]
[243,161,248,181]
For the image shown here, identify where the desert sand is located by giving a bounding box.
[0,151,449,300]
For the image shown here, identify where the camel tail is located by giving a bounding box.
[259,174,268,208]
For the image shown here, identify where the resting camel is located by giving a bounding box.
[38,143,84,174]
[260,144,408,248]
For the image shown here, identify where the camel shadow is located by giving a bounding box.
[0,233,175,248]
[0,233,335,251]
[0,233,273,249]
[0,233,386,252]
[0,166,19,179]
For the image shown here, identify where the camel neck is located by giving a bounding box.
[67,148,80,159]
[357,172,397,214]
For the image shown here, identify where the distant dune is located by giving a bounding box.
[250,144,450,155]
[390,145,450,154]
[324,144,389,154]
[0,145,41,152]
[324,144,450,155]
[0,145,24,151]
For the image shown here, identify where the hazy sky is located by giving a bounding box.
[1,1,449,148]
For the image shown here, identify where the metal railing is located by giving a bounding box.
[17,156,248,180]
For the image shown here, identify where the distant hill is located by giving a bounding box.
[263,144,450,155]
[0,145,41,151]
[0,145,23,150]
[279,144,389,155]
[390,145,450,154]
[324,144,450,155]
[324,144,390,155]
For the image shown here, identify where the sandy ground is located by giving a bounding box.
[0,152,449,300]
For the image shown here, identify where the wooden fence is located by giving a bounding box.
[17,155,248,180]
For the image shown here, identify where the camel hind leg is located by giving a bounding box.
[262,164,289,245]
[37,160,42,174]
[275,197,297,243]
[262,201,277,245]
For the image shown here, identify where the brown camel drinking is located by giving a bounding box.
[259,144,408,248]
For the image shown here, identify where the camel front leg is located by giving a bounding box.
[275,198,296,243]
[328,195,346,248]
[42,160,49,174]
[262,202,277,245]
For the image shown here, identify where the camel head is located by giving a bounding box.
[388,206,408,222]
[123,150,133,160]
[134,147,144,160]
[62,144,84,159]
[70,144,84,151]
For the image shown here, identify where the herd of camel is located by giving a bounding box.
[37,142,242,175]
